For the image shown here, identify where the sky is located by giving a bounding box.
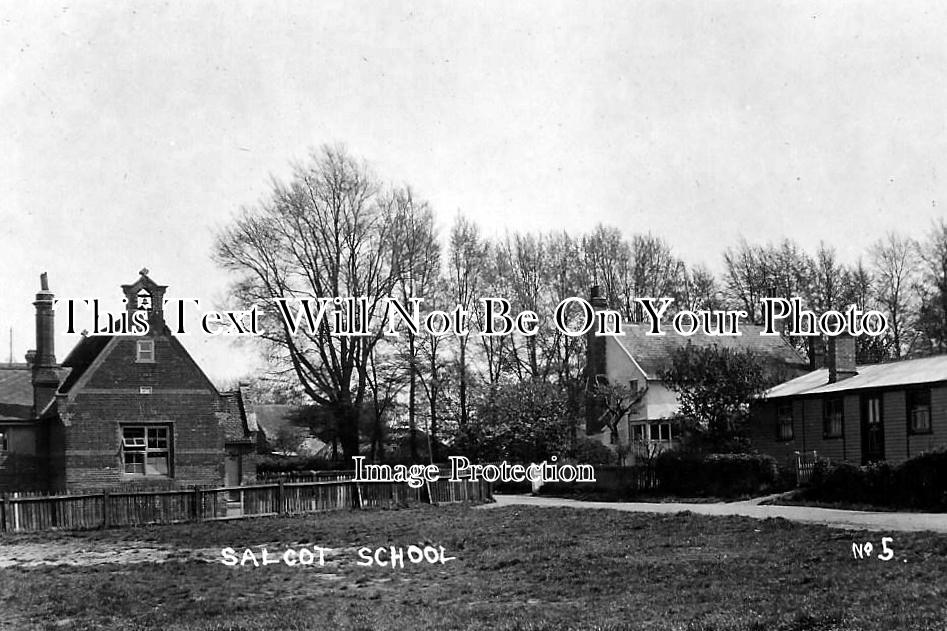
[2,1,946,385]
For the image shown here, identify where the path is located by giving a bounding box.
[480,494,947,533]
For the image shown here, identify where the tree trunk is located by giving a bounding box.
[409,335,418,461]
[336,398,360,466]
[429,388,439,463]
[459,341,469,430]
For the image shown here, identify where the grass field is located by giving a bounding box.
[2,503,946,631]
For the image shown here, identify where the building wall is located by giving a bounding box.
[751,384,947,466]
[0,425,48,491]
[883,390,907,463]
[58,334,227,491]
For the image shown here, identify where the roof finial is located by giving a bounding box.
[139,268,149,277]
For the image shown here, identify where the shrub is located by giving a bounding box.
[572,438,618,466]
[654,451,778,498]
[892,450,947,510]
[256,454,340,475]
[804,449,947,510]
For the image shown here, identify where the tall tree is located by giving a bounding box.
[214,145,401,463]
[870,232,918,358]
[447,215,489,434]
[917,219,947,353]
[389,188,440,460]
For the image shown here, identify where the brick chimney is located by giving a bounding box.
[590,284,608,310]
[826,334,857,383]
[585,285,608,435]
[31,272,60,415]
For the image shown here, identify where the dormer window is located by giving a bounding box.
[136,289,153,311]
[136,339,155,363]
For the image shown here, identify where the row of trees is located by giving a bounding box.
[215,145,947,464]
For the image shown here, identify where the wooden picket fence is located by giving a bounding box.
[794,451,820,486]
[256,470,357,483]
[0,477,492,533]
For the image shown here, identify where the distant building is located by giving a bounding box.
[750,335,947,465]
[0,270,258,492]
[253,404,331,457]
[584,286,808,462]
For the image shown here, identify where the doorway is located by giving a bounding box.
[860,394,885,464]
[225,454,242,502]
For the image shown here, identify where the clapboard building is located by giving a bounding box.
[750,335,947,465]
[0,270,258,492]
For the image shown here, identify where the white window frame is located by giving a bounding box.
[629,422,672,444]
[121,425,172,477]
[136,339,155,363]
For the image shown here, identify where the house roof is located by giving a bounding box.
[58,335,111,393]
[253,404,304,440]
[0,364,71,421]
[0,365,33,421]
[218,389,256,443]
[614,324,808,380]
[765,353,947,399]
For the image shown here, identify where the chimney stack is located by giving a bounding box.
[590,284,608,310]
[826,334,857,383]
[32,272,59,415]
[584,285,608,435]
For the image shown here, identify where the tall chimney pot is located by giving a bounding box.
[32,273,59,415]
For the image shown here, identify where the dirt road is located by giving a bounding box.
[481,493,947,533]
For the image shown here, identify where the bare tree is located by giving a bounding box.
[389,188,441,460]
[917,219,947,353]
[214,145,401,463]
[593,382,648,465]
[447,215,489,434]
[583,224,631,316]
[870,232,919,358]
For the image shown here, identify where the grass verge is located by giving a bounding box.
[2,504,946,630]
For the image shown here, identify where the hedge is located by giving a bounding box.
[654,451,779,498]
[805,450,947,511]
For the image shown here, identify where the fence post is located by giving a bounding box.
[101,491,110,529]
[0,493,6,532]
[193,487,203,522]
[277,480,285,515]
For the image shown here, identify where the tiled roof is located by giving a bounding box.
[0,365,33,420]
[614,324,808,380]
[0,364,70,420]
[765,353,947,399]
[219,389,255,443]
[252,404,302,440]
[58,336,112,393]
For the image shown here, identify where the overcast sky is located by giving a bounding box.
[2,1,946,384]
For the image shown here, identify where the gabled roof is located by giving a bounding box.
[58,331,218,397]
[218,388,256,443]
[0,364,71,421]
[615,324,808,380]
[765,354,947,399]
[0,365,33,421]
[253,404,304,440]
[58,336,111,393]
